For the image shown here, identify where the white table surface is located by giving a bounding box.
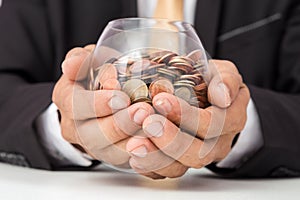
[0,163,299,200]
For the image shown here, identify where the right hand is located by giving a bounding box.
[52,45,154,168]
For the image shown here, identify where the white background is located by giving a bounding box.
[1,163,299,200]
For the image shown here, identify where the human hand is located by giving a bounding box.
[126,60,250,179]
[52,45,154,168]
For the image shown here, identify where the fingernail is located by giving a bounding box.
[144,121,163,137]
[133,109,149,125]
[155,98,172,114]
[130,145,148,158]
[218,83,231,106]
[109,95,128,110]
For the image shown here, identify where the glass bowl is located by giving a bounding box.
[86,18,210,108]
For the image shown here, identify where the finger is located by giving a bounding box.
[127,137,188,178]
[88,138,130,166]
[153,84,249,139]
[84,44,96,52]
[76,102,155,150]
[53,75,130,120]
[137,170,166,180]
[153,93,212,139]
[207,60,243,108]
[208,59,239,77]
[214,84,250,135]
[142,114,204,168]
[62,47,92,81]
[142,114,234,168]
[60,113,80,144]
[102,79,121,90]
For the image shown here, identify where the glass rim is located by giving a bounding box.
[107,17,194,33]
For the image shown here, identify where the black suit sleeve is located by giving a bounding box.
[0,0,55,169]
[209,2,300,177]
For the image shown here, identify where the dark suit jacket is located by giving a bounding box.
[0,0,300,177]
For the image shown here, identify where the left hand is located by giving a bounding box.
[126,60,250,179]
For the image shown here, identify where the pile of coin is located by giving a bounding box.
[88,49,210,108]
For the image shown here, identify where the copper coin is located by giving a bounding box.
[149,78,174,99]
[129,59,151,74]
[194,83,207,91]
[94,63,118,90]
[187,50,202,62]
[157,52,177,64]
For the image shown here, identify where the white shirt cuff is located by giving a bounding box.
[35,103,92,167]
[217,98,264,168]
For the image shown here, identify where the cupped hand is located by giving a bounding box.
[126,60,250,179]
[53,45,154,168]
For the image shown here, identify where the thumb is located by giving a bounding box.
[61,47,93,81]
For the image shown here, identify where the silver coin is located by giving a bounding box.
[122,79,148,101]
[174,87,192,102]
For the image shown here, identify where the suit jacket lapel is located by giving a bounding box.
[195,0,223,57]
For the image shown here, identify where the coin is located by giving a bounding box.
[122,79,148,102]
[168,56,195,66]
[187,49,202,62]
[157,68,179,80]
[174,87,192,102]
[157,52,177,64]
[149,78,174,99]
[129,59,151,74]
[89,49,210,109]
[179,74,202,85]
[194,82,207,91]
[132,97,152,105]
[93,63,118,90]
[171,62,193,73]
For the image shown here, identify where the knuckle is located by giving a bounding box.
[167,170,187,178]
[62,92,73,114]
[195,159,211,168]
[219,146,231,160]
[66,47,84,59]
[60,118,77,143]
[231,115,246,134]
[192,154,213,168]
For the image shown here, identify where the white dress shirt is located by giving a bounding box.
[36,0,263,169]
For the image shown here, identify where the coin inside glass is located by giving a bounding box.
[149,78,174,99]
